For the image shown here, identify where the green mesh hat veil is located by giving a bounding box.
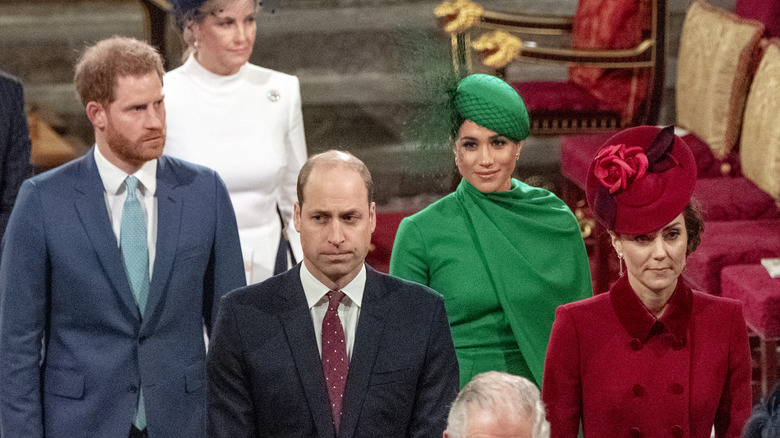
[454,74,530,142]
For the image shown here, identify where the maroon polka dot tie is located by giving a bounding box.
[322,290,348,432]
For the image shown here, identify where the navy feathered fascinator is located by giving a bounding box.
[743,383,780,438]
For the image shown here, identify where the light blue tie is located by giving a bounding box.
[120,175,149,430]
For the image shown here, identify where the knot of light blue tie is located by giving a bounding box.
[120,175,149,430]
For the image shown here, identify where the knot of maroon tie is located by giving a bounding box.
[322,290,348,432]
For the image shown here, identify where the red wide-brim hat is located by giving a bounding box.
[586,125,697,235]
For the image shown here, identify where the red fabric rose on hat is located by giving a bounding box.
[593,144,649,194]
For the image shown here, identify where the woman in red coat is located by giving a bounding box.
[542,126,752,438]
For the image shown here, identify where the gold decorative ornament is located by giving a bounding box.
[472,31,522,69]
[574,207,595,239]
[434,0,484,34]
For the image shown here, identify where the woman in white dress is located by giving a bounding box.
[165,0,307,284]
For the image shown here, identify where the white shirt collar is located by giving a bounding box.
[93,145,158,196]
[300,262,365,309]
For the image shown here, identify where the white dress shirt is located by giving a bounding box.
[300,262,365,360]
[93,146,158,274]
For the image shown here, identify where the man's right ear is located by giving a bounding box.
[293,202,301,232]
[86,101,106,129]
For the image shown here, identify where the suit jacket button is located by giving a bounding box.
[630,427,643,438]
[631,339,642,351]
[632,384,644,397]
[671,382,684,394]
[128,385,138,394]
[671,425,684,437]
[672,339,684,350]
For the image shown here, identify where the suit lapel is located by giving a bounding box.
[143,157,183,331]
[338,267,388,438]
[278,269,336,438]
[73,150,140,319]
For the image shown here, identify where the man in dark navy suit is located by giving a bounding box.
[0,37,245,437]
[207,150,459,437]
[0,69,32,244]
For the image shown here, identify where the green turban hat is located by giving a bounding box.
[454,74,530,142]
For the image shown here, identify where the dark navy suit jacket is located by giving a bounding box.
[0,71,32,244]
[0,150,246,437]
[207,264,460,437]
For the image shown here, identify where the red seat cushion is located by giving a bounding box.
[513,81,604,112]
[513,82,623,133]
[681,132,742,178]
[365,211,412,273]
[694,177,780,221]
[512,81,623,126]
[684,219,780,295]
[721,264,780,337]
[735,0,780,38]
[559,132,616,189]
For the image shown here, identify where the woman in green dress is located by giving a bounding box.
[389,74,592,388]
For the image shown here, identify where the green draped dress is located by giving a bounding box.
[389,178,592,388]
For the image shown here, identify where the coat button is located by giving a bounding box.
[128,385,138,394]
[671,425,684,437]
[632,384,644,397]
[672,338,685,350]
[630,427,643,438]
[671,382,684,394]
[631,339,642,351]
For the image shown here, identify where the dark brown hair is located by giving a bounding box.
[683,201,704,255]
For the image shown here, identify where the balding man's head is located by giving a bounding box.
[296,150,373,207]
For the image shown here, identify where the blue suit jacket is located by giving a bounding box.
[207,264,460,438]
[0,71,32,244]
[0,151,246,437]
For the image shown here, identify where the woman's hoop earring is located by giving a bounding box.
[618,253,624,277]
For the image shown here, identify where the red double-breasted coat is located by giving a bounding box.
[542,276,752,438]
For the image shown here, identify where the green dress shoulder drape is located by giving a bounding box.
[390,178,592,387]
